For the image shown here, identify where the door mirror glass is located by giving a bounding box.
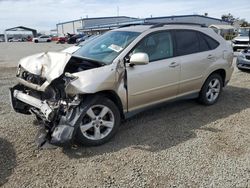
[130,53,149,65]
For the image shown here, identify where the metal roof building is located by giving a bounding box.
[56,16,137,36]
[56,15,231,36]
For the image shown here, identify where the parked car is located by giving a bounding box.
[8,38,22,42]
[57,36,67,44]
[62,35,99,54]
[67,33,85,44]
[32,35,52,43]
[232,30,250,51]
[76,35,90,43]
[236,48,250,70]
[10,23,234,147]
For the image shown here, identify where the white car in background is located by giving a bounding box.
[9,38,22,42]
[32,35,52,43]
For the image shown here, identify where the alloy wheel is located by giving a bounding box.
[206,78,221,103]
[80,105,115,141]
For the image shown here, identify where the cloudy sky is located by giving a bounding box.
[0,0,250,33]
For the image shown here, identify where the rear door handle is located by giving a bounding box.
[169,62,180,68]
[207,54,215,60]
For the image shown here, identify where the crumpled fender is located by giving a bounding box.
[50,95,99,146]
[18,52,72,83]
[65,64,117,95]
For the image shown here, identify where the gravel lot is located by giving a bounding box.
[0,42,249,188]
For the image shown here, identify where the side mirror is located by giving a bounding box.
[130,53,149,65]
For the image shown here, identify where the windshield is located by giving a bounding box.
[74,31,140,64]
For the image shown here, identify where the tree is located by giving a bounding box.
[221,13,249,27]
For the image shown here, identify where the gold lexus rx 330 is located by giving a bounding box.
[10,23,234,147]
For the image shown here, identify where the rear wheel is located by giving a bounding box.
[76,97,121,146]
[34,40,38,43]
[198,74,223,105]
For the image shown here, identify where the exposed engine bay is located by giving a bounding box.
[10,52,112,148]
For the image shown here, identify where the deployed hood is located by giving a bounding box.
[19,52,72,83]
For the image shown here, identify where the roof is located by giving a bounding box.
[5,26,37,32]
[57,16,137,25]
[145,14,230,23]
[209,24,235,30]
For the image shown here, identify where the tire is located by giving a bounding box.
[198,73,223,105]
[34,40,38,43]
[76,96,121,146]
[233,47,237,52]
[47,40,51,42]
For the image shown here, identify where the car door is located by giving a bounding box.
[174,30,218,95]
[126,31,181,111]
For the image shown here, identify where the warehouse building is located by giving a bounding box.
[56,16,137,36]
[56,15,230,36]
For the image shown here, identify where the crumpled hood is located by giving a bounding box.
[19,52,72,83]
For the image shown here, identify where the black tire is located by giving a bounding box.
[76,96,121,146]
[47,39,51,42]
[34,40,38,43]
[198,73,223,105]
[233,47,237,52]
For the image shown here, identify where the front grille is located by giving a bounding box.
[235,41,249,45]
[17,66,46,86]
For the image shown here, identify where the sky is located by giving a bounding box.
[0,0,250,33]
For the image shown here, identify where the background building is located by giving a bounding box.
[56,15,230,36]
[56,16,137,36]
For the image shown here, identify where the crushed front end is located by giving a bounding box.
[9,52,103,148]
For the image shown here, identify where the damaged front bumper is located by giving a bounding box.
[10,84,82,148]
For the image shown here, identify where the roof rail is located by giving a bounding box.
[118,23,153,28]
[149,22,207,29]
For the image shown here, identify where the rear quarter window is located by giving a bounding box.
[200,32,219,50]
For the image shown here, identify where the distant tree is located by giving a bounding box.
[204,13,208,17]
[221,13,237,23]
[221,13,249,27]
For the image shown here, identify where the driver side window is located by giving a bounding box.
[132,31,173,62]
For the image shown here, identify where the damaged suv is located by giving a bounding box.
[10,23,234,147]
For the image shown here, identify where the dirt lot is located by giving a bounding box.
[0,42,249,188]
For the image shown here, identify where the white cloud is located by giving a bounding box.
[0,0,249,33]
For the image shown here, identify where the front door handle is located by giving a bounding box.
[169,62,180,68]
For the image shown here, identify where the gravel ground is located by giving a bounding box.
[0,43,250,188]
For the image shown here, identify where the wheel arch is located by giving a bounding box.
[205,68,226,87]
[81,90,125,119]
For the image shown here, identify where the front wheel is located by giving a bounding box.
[198,74,223,105]
[76,97,121,146]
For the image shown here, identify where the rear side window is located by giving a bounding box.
[201,33,219,50]
[175,30,199,56]
[198,33,210,51]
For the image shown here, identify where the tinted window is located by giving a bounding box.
[198,32,210,52]
[175,30,199,56]
[202,34,219,49]
[132,31,173,62]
